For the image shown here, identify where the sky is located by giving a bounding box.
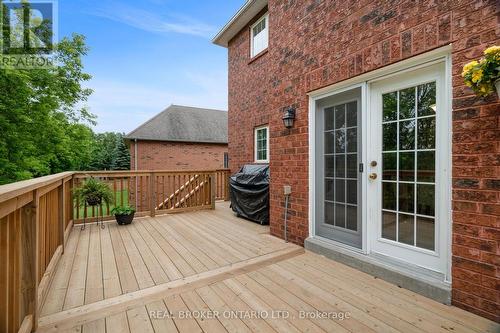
[58,0,243,133]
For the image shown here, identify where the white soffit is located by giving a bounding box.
[212,0,268,47]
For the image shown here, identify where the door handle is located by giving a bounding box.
[369,173,378,180]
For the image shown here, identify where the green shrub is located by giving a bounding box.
[111,205,136,215]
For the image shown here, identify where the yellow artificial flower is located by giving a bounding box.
[465,81,472,87]
[471,69,483,83]
[462,60,478,77]
[484,45,500,56]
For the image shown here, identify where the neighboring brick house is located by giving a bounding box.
[214,0,499,322]
[125,105,228,170]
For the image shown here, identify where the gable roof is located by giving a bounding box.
[124,105,228,144]
[212,0,268,47]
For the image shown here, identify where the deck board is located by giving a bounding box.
[38,203,499,333]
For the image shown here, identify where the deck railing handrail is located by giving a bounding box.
[0,168,231,333]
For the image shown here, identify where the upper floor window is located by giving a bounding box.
[250,13,268,57]
[255,125,269,163]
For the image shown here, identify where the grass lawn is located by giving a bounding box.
[74,189,129,218]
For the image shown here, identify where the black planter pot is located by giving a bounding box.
[115,212,135,225]
[86,197,102,206]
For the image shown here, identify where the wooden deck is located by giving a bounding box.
[37,203,499,333]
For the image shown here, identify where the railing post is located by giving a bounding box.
[20,197,37,333]
[32,189,40,332]
[225,170,230,201]
[210,173,216,210]
[59,181,65,254]
[69,176,74,227]
[150,172,156,217]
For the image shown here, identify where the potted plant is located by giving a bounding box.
[462,45,500,98]
[111,205,136,225]
[73,177,114,207]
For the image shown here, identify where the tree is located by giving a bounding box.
[111,135,131,170]
[87,132,118,170]
[0,33,95,184]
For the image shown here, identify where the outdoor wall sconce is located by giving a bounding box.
[282,107,296,129]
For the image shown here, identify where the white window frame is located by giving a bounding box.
[254,125,269,163]
[250,13,269,58]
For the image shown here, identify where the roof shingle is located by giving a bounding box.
[125,105,228,144]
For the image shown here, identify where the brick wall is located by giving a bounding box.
[129,140,228,170]
[227,0,499,321]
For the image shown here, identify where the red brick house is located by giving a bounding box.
[214,0,499,321]
[125,105,228,170]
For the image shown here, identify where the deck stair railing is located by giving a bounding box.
[156,173,205,210]
[172,175,207,209]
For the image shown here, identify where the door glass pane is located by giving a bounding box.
[335,203,345,228]
[325,156,335,177]
[399,152,415,181]
[383,91,397,121]
[325,131,334,154]
[382,211,397,241]
[325,202,334,225]
[346,181,357,204]
[399,87,416,119]
[335,105,345,129]
[346,101,357,127]
[399,120,415,150]
[335,130,346,153]
[325,107,335,130]
[346,154,357,178]
[324,101,359,232]
[382,152,397,180]
[335,179,345,203]
[398,214,414,245]
[417,117,436,149]
[335,155,345,177]
[346,128,357,152]
[381,82,436,250]
[399,183,414,213]
[417,151,435,182]
[325,179,334,201]
[417,82,436,117]
[383,123,397,151]
[382,182,396,210]
[346,205,357,230]
[417,184,435,216]
[416,217,435,250]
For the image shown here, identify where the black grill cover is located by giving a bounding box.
[229,164,270,225]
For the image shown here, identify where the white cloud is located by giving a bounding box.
[85,72,228,133]
[90,3,216,38]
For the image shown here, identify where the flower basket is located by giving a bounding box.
[111,205,136,225]
[115,212,135,225]
[73,177,114,208]
[462,45,500,98]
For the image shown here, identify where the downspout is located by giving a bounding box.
[134,139,138,209]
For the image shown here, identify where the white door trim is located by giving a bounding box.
[308,46,452,282]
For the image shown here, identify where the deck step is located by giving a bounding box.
[36,245,304,332]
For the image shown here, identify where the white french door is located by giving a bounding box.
[367,62,449,274]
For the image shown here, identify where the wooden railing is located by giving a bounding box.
[72,169,230,223]
[0,168,230,333]
[215,169,231,201]
[0,172,73,333]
